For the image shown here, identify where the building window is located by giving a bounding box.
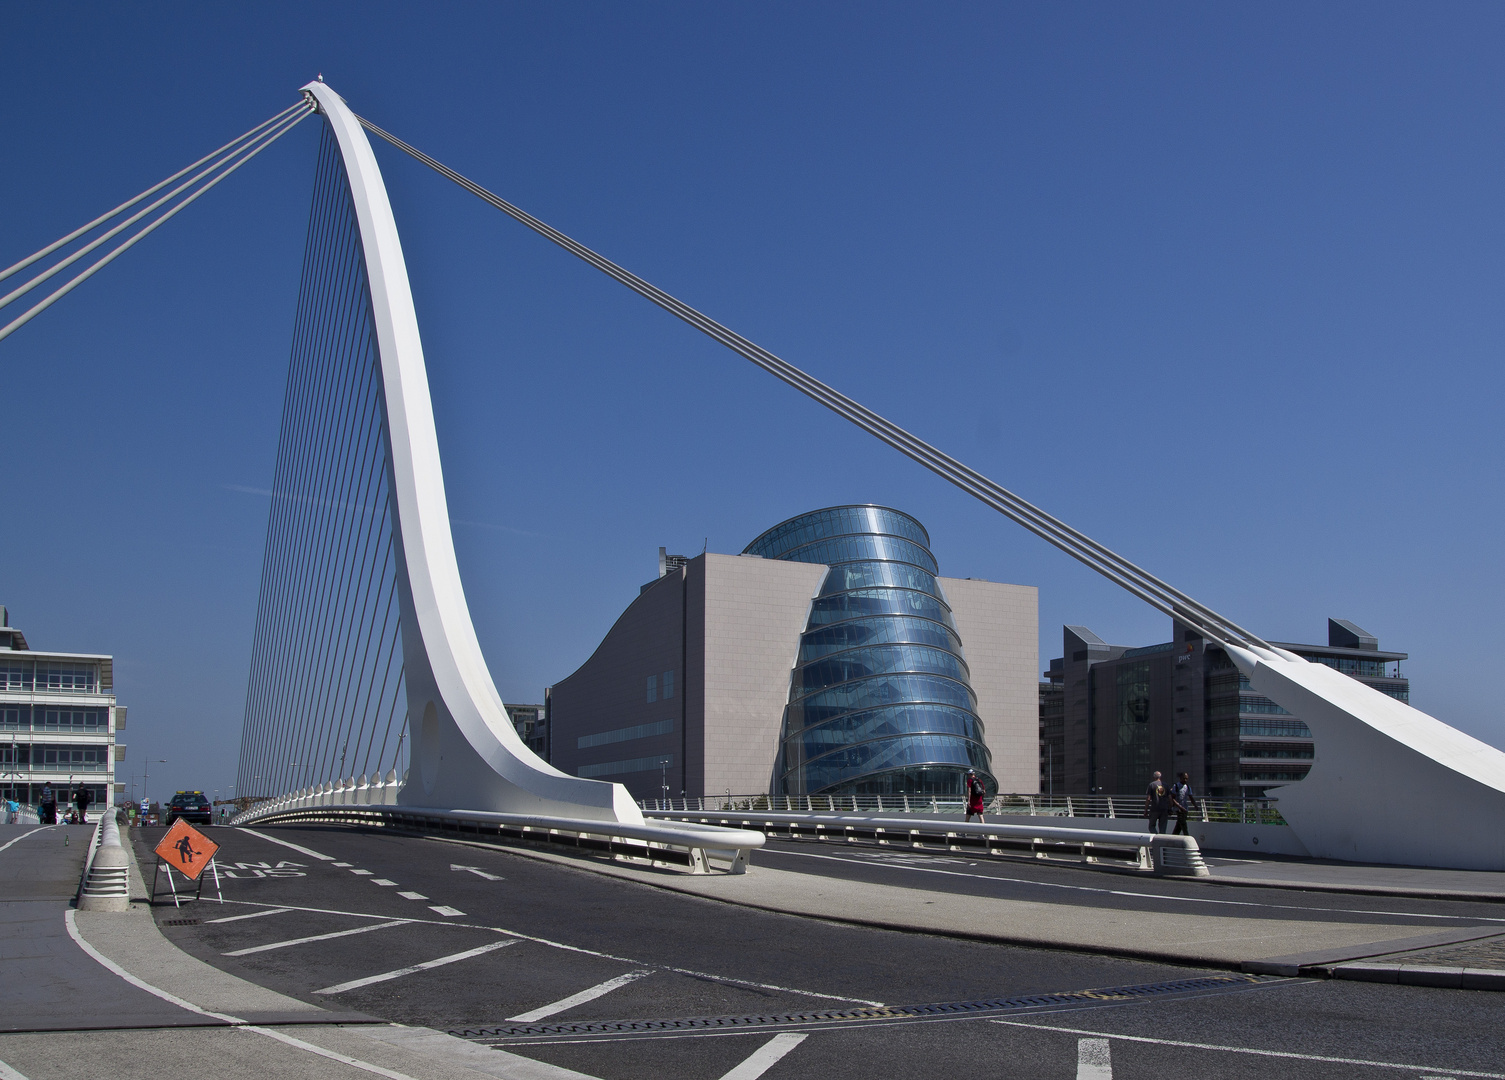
[662,670,674,699]
[579,753,673,779]
[1115,661,1152,793]
[577,718,674,749]
[645,675,657,703]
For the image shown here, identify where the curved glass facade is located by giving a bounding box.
[745,505,996,796]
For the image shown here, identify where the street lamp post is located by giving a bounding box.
[143,758,166,810]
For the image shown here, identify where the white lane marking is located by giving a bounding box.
[451,863,504,881]
[333,862,353,868]
[508,971,653,1022]
[371,879,397,886]
[237,828,335,861]
[993,1020,1505,1078]
[0,1057,29,1080]
[429,905,465,917]
[0,826,58,853]
[224,919,410,956]
[209,899,884,1006]
[768,848,1505,925]
[397,891,428,900]
[316,940,519,995]
[1077,1037,1112,1079]
[716,1032,808,1080]
[349,868,374,876]
[207,907,294,924]
[65,909,419,1079]
[240,1026,422,1080]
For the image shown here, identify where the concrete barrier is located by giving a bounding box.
[77,811,130,911]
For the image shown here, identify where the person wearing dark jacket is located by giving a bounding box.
[74,785,91,823]
[39,783,56,825]
[1170,772,1198,835]
[1144,772,1173,834]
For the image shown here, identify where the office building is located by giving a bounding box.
[506,703,549,760]
[1039,617,1408,798]
[0,606,123,812]
[550,506,1038,801]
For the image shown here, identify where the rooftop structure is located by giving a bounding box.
[0,606,123,814]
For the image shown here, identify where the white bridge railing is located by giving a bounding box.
[641,792,1286,827]
[646,807,1209,877]
[229,796,764,875]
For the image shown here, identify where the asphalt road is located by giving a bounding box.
[122,824,1505,1080]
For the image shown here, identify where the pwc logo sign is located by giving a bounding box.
[154,819,219,881]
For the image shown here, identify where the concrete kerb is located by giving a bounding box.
[65,836,604,1079]
[1240,926,1505,977]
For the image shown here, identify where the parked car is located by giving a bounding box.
[166,791,212,827]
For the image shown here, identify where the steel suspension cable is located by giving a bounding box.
[0,100,307,286]
[0,103,314,345]
[355,115,1270,650]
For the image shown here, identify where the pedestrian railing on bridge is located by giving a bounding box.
[645,806,1209,877]
[639,792,1286,827]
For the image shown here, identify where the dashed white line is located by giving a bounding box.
[507,971,653,1022]
[236,828,335,862]
[207,907,293,924]
[716,1032,808,1080]
[349,868,373,876]
[224,920,410,956]
[429,905,465,917]
[371,879,397,886]
[1077,1037,1112,1079]
[205,898,883,1006]
[397,891,428,900]
[992,1020,1505,1078]
[316,940,519,995]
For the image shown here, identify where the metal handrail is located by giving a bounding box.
[229,800,764,875]
[648,807,1210,877]
[638,792,1287,827]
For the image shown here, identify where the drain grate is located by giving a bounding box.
[161,918,201,926]
[456,973,1275,1042]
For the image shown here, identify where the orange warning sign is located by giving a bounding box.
[154,819,219,881]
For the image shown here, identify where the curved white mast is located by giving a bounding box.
[302,80,642,824]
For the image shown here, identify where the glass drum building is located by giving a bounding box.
[743,506,996,796]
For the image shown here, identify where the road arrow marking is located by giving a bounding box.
[450,863,504,881]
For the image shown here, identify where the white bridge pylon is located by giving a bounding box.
[301,81,642,825]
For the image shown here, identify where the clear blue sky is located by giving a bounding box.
[3,4,1503,802]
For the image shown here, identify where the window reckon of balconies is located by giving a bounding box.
[0,660,100,694]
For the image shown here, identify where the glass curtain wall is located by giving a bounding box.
[744,505,996,796]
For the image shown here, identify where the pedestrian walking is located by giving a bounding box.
[965,768,987,823]
[39,783,56,825]
[74,785,91,823]
[4,797,18,824]
[1170,772,1199,836]
[1144,771,1172,834]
